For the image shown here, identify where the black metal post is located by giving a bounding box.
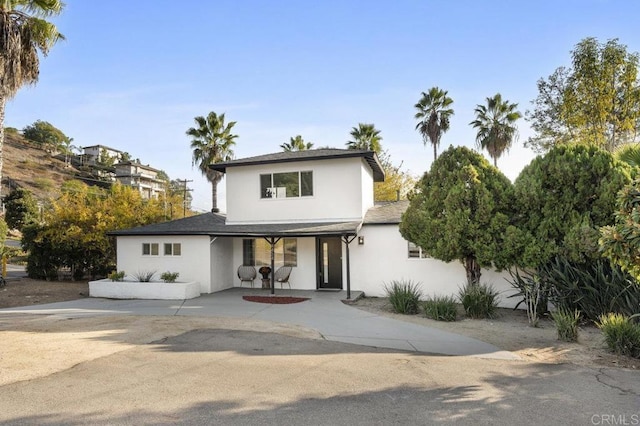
[264,236,281,295]
[342,235,356,300]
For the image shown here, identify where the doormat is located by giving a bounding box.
[242,295,310,304]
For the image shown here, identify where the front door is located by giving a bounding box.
[317,237,343,289]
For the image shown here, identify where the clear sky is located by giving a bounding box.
[6,1,640,212]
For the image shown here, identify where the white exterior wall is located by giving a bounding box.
[349,225,520,309]
[210,237,234,293]
[231,237,318,290]
[116,235,212,294]
[225,157,370,224]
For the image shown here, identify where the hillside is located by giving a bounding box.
[2,132,92,201]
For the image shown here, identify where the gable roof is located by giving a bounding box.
[109,213,361,237]
[363,200,409,225]
[210,149,385,182]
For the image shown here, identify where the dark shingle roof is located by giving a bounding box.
[210,149,385,182]
[363,200,410,224]
[109,213,361,237]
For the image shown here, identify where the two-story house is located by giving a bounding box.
[110,149,514,302]
[82,145,123,165]
[114,161,166,199]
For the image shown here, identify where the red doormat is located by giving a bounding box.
[242,295,310,304]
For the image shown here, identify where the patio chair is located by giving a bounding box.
[237,265,257,288]
[274,266,292,289]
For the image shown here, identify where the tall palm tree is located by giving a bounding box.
[470,93,522,167]
[0,1,64,196]
[346,123,382,153]
[414,87,454,161]
[187,112,238,213]
[281,135,313,152]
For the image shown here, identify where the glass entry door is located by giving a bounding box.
[317,237,343,289]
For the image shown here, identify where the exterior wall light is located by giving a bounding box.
[358,236,364,245]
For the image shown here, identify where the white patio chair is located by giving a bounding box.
[237,265,257,288]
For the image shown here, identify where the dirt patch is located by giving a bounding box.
[353,296,640,370]
[0,278,89,308]
[243,295,309,304]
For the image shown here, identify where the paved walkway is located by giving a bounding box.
[0,288,518,360]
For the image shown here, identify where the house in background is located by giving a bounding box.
[114,161,166,199]
[110,149,516,305]
[82,144,123,165]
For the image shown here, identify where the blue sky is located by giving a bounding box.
[6,1,640,212]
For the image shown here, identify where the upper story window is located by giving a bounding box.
[260,171,313,199]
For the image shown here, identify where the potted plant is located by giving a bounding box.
[259,266,272,289]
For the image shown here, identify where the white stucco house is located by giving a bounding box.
[110,149,516,305]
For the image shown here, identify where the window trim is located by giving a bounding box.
[164,243,182,256]
[260,170,313,199]
[142,243,159,256]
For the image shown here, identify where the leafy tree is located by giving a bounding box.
[526,38,640,153]
[98,148,116,167]
[22,120,71,152]
[3,187,38,230]
[120,151,132,162]
[470,93,522,167]
[400,146,514,286]
[509,145,631,267]
[187,111,237,212]
[374,151,416,201]
[0,2,64,197]
[414,87,454,160]
[281,135,313,152]
[599,180,640,282]
[23,182,166,280]
[346,123,382,152]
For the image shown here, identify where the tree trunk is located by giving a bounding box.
[433,143,437,161]
[208,170,222,213]
[465,256,481,286]
[494,157,497,168]
[0,95,5,202]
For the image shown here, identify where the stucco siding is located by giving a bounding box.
[116,235,212,294]
[210,237,234,293]
[225,157,366,224]
[350,224,520,308]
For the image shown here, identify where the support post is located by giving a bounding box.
[342,235,356,300]
[264,236,281,295]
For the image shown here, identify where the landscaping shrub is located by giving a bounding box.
[160,271,179,283]
[597,313,640,358]
[133,270,156,282]
[423,296,457,321]
[540,257,640,322]
[508,268,549,327]
[458,283,500,319]
[384,280,422,314]
[108,271,125,282]
[550,308,580,342]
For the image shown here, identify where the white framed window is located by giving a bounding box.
[164,243,182,256]
[242,238,297,266]
[408,241,429,259]
[142,243,159,256]
[260,171,313,199]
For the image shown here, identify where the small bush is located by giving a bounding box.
[160,271,179,283]
[133,270,156,282]
[108,271,125,282]
[597,313,640,358]
[551,308,580,342]
[423,296,458,321]
[458,283,500,319]
[384,280,422,314]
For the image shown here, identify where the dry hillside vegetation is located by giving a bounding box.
[2,132,81,200]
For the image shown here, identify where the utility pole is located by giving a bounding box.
[175,179,193,217]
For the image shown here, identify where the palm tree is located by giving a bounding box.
[187,112,238,213]
[615,143,640,168]
[470,93,522,167]
[281,135,313,152]
[414,87,454,161]
[346,123,382,153]
[0,1,64,196]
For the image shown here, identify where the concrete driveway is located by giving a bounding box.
[1,290,639,424]
[1,288,515,359]
[0,327,638,425]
